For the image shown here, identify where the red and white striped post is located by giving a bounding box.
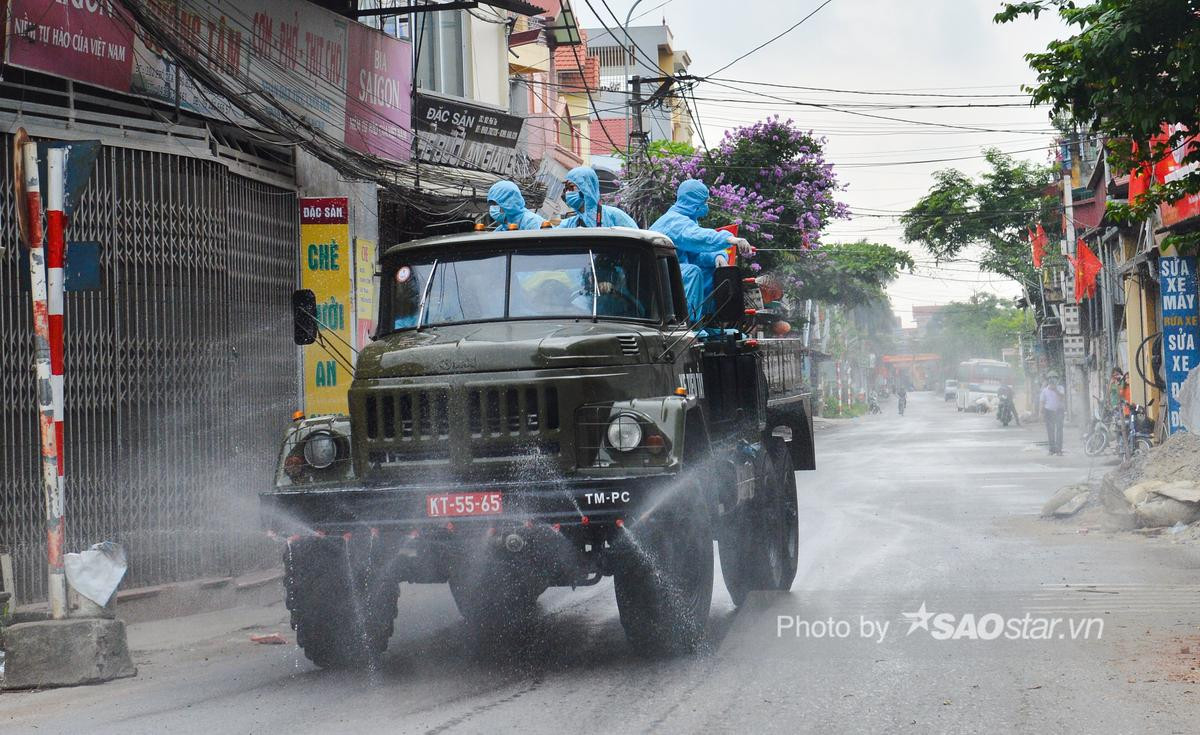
[24,141,68,618]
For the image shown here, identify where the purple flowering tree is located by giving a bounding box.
[616,116,850,272]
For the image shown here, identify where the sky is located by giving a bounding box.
[571,0,1070,326]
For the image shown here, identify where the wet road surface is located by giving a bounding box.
[5,391,1200,733]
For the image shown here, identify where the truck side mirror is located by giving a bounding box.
[711,266,745,325]
[292,289,318,345]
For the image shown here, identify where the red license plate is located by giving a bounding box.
[426,491,503,518]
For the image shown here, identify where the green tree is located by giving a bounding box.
[780,240,914,308]
[996,1,1200,243]
[900,149,1060,314]
[923,294,1027,367]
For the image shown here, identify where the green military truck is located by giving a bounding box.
[261,227,815,667]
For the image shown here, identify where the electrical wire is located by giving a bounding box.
[706,0,836,78]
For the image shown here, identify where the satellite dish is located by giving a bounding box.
[12,127,31,248]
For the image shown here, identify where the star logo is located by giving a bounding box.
[903,602,934,635]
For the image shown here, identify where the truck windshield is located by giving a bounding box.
[385,246,659,332]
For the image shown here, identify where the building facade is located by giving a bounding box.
[0,0,548,603]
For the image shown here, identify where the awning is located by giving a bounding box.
[1117,250,1151,276]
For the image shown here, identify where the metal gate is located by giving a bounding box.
[0,135,298,603]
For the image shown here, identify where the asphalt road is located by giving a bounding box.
[5,391,1200,734]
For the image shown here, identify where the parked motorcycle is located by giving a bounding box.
[1119,399,1156,462]
[1083,396,1117,456]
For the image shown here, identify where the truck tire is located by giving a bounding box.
[614,486,713,655]
[770,442,800,592]
[284,537,398,669]
[719,444,797,605]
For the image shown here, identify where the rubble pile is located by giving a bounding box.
[1042,433,1200,532]
[1101,433,1200,528]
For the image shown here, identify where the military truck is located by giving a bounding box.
[261,227,815,667]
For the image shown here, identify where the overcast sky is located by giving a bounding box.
[573,0,1069,325]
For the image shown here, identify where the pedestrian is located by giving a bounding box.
[486,180,545,231]
[649,179,753,321]
[1039,372,1066,455]
[556,167,637,229]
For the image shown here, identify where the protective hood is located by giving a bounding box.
[487,180,527,224]
[670,179,710,220]
[565,166,601,218]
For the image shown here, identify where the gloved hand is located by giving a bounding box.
[728,237,754,256]
[714,253,730,267]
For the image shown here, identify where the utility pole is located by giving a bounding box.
[1062,142,1079,425]
[630,75,647,164]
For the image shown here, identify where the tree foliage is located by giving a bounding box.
[778,240,914,308]
[996,1,1200,235]
[922,293,1030,367]
[900,149,1059,309]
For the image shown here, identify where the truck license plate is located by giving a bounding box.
[426,492,503,518]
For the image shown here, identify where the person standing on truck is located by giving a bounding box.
[487,180,545,231]
[1039,372,1066,455]
[557,167,637,229]
[649,179,753,321]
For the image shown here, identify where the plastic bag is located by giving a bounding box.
[63,541,127,607]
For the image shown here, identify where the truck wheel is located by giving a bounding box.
[770,442,800,592]
[614,487,713,655]
[719,446,797,604]
[284,537,398,669]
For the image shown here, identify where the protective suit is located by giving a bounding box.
[487,180,545,231]
[649,179,746,321]
[557,167,637,229]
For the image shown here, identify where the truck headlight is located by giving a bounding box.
[606,414,643,452]
[303,431,338,469]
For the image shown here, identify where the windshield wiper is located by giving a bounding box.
[416,259,438,332]
[588,249,598,322]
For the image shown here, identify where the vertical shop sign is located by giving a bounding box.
[300,197,353,415]
[344,23,412,161]
[354,237,377,350]
[1158,254,1200,434]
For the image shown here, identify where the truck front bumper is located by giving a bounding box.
[259,474,679,536]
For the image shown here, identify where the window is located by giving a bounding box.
[414,9,469,98]
[357,0,410,39]
[383,245,661,333]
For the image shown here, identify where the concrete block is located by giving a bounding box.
[1,617,136,689]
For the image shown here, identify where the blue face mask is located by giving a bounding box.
[488,204,503,223]
[564,190,583,211]
[696,201,710,219]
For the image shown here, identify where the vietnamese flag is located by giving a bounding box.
[1127,140,1153,205]
[1074,238,1103,302]
[1032,224,1048,268]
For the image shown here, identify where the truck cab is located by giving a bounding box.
[262,227,814,666]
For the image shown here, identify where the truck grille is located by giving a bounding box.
[358,382,563,471]
[364,387,451,441]
[467,385,559,437]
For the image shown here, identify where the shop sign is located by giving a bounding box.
[1159,254,1200,433]
[300,196,353,415]
[6,0,135,91]
[414,92,529,176]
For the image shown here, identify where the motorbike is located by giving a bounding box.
[897,390,907,416]
[1119,399,1156,462]
[996,386,1017,427]
[868,392,882,415]
[1083,396,1117,456]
